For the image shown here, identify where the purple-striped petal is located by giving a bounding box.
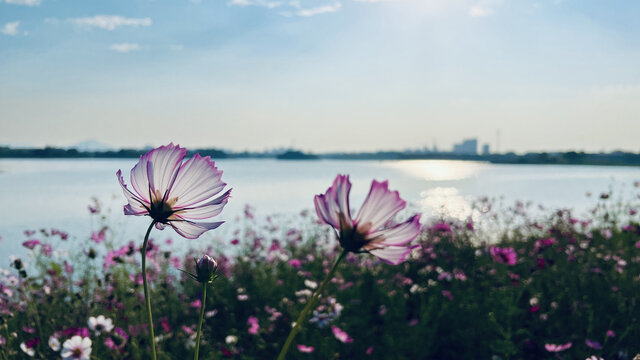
[117,169,149,216]
[313,175,351,229]
[169,153,225,208]
[369,245,417,265]
[176,189,231,220]
[366,215,421,246]
[169,219,225,239]
[147,143,187,198]
[355,180,406,232]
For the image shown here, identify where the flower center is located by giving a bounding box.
[72,348,83,358]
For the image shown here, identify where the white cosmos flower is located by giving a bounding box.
[88,315,114,335]
[61,336,92,360]
[48,336,61,351]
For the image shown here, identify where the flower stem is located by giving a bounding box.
[276,249,347,360]
[141,221,157,360]
[194,283,208,360]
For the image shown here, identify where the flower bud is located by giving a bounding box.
[196,255,218,284]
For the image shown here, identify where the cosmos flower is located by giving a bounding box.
[297,344,315,353]
[544,342,572,352]
[490,246,517,266]
[61,336,92,360]
[331,325,353,343]
[117,143,231,239]
[314,175,421,265]
[88,315,114,335]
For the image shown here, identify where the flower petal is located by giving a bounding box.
[169,153,225,207]
[117,170,149,216]
[369,244,417,265]
[169,219,224,239]
[355,180,405,232]
[366,215,421,246]
[314,175,351,228]
[176,189,231,220]
[130,143,186,202]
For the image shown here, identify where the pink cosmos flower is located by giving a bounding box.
[117,143,231,239]
[22,240,40,250]
[544,342,572,352]
[490,246,517,265]
[331,325,353,343]
[297,344,315,353]
[248,316,260,335]
[314,175,421,265]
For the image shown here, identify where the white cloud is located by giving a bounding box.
[227,0,284,8]
[170,44,184,51]
[469,0,502,17]
[3,0,41,6]
[69,16,152,31]
[1,21,20,36]
[109,43,140,53]
[296,2,341,16]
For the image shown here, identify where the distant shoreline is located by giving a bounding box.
[1,146,640,167]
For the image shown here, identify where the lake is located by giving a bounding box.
[1,158,639,255]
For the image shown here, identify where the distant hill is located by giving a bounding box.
[70,140,114,152]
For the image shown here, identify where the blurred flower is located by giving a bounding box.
[49,336,61,351]
[585,339,602,349]
[606,329,616,338]
[117,143,231,239]
[248,316,260,335]
[586,356,604,360]
[288,259,302,268]
[366,346,374,355]
[297,344,315,353]
[314,175,421,265]
[545,342,572,352]
[331,325,353,343]
[490,246,517,265]
[20,342,36,357]
[225,335,238,344]
[304,280,318,289]
[88,315,114,335]
[62,336,92,360]
[22,240,40,250]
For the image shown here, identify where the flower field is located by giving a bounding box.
[2,190,640,359]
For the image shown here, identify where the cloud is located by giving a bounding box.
[469,0,502,17]
[297,2,341,16]
[3,0,41,6]
[227,0,284,8]
[109,43,140,53]
[69,16,152,31]
[170,44,184,51]
[1,21,20,36]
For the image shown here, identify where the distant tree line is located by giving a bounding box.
[1,146,640,166]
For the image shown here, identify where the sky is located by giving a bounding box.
[0,0,639,153]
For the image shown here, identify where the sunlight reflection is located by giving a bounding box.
[384,160,486,181]
[420,187,475,221]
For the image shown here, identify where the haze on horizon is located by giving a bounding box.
[1,0,639,154]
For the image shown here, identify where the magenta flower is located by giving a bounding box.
[22,239,40,250]
[248,316,260,335]
[117,143,231,239]
[331,325,353,343]
[314,175,421,265]
[490,246,517,265]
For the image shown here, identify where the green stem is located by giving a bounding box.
[141,221,157,360]
[276,250,347,360]
[194,283,208,360]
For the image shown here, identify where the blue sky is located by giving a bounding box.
[1,0,639,153]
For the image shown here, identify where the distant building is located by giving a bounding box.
[482,144,490,155]
[452,138,478,155]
